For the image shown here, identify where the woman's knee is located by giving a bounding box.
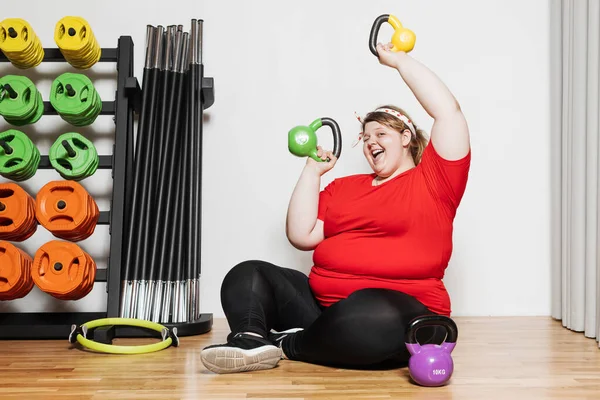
[220,260,263,298]
[346,289,446,345]
[223,260,259,282]
[341,289,435,344]
[221,259,285,300]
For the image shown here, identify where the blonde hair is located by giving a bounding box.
[362,105,429,165]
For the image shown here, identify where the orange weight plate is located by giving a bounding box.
[35,180,98,241]
[73,250,96,299]
[0,241,34,300]
[31,240,95,300]
[0,183,37,241]
[66,191,98,242]
[15,245,34,298]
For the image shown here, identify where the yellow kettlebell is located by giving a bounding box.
[369,14,416,57]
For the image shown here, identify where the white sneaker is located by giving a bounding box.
[200,332,282,374]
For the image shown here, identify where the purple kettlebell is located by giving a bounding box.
[405,315,458,387]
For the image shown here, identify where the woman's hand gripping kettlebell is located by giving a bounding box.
[369,14,415,68]
[376,42,405,69]
[306,146,337,176]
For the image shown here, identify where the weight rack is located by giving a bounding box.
[0,35,213,341]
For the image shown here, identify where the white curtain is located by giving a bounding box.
[550,0,600,347]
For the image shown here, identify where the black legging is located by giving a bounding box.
[220,260,447,369]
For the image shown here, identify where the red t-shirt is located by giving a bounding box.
[308,140,471,316]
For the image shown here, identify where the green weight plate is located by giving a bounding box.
[73,89,101,126]
[49,73,102,127]
[0,75,42,125]
[49,132,98,180]
[9,148,39,181]
[50,73,95,115]
[9,90,44,126]
[29,91,44,125]
[0,129,39,181]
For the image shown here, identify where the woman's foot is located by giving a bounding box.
[200,332,282,374]
[268,328,304,359]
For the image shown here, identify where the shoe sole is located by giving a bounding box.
[201,345,282,374]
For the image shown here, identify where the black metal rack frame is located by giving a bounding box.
[0,36,213,341]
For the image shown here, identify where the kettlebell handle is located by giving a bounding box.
[369,14,391,57]
[320,117,342,160]
[406,315,458,345]
[369,14,414,57]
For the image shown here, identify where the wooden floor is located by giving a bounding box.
[1,317,599,399]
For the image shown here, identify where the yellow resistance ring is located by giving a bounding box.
[69,318,179,354]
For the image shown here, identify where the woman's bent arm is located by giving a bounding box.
[286,165,325,250]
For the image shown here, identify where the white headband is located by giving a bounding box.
[372,108,417,137]
[352,108,417,147]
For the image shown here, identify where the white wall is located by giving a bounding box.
[0,0,551,318]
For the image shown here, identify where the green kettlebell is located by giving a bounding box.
[288,117,342,162]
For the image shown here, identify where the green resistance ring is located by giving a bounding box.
[68,317,179,354]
